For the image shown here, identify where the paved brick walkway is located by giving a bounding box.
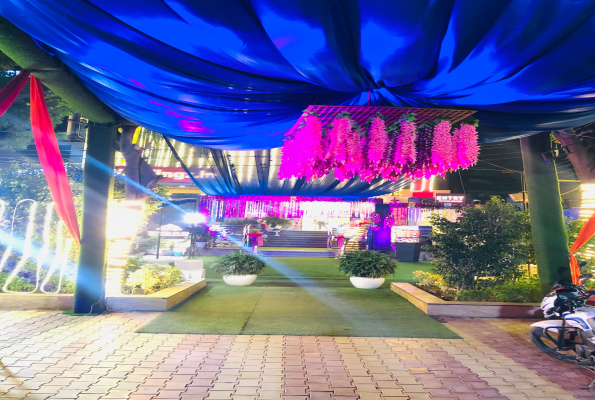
[1,311,595,399]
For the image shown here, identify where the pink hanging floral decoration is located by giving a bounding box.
[431,120,454,176]
[299,114,323,179]
[394,120,417,166]
[343,129,364,175]
[453,124,480,169]
[326,117,351,167]
[279,138,296,179]
[367,118,388,167]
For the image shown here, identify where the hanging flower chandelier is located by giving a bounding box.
[279,105,478,182]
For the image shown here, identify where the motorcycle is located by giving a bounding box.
[530,271,595,365]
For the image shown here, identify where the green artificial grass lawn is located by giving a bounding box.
[137,257,457,338]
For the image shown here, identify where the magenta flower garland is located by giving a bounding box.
[394,120,417,167]
[431,120,454,176]
[368,118,388,167]
[453,124,480,169]
[280,113,479,182]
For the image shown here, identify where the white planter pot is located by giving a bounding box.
[350,276,385,289]
[223,274,258,286]
[196,242,207,248]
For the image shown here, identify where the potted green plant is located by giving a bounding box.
[338,251,397,289]
[211,250,267,286]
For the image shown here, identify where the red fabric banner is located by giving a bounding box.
[30,76,81,244]
[569,211,595,283]
[0,70,30,116]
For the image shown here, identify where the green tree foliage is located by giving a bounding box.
[0,68,73,150]
[211,251,267,276]
[338,251,397,278]
[426,197,531,290]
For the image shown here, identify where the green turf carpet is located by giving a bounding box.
[137,257,457,338]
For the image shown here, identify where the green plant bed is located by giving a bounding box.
[137,257,456,338]
[413,270,542,303]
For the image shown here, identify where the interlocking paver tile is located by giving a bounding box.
[3,313,595,400]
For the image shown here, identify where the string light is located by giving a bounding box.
[2,200,37,293]
[238,151,245,182]
[39,219,72,294]
[580,184,595,221]
[188,148,195,166]
[246,151,254,181]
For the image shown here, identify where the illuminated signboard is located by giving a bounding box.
[435,194,466,204]
[115,166,214,184]
[391,226,421,243]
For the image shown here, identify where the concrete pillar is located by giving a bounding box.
[520,132,570,294]
[73,124,116,314]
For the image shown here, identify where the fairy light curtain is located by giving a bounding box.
[198,196,378,220]
[4,1,595,150]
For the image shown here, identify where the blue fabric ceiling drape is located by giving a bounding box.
[2,0,595,149]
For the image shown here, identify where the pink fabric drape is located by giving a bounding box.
[0,70,30,116]
[30,76,81,244]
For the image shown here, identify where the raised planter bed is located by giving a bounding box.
[106,279,206,312]
[391,282,541,318]
[0,293,74,310]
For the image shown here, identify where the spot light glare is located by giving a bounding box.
[184,212,206,224]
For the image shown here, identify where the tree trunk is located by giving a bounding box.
[520,132,570,295]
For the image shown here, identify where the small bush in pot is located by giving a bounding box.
[338,251,397,289]
[211,251,267,286]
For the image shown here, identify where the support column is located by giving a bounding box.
[520,132,570,294]
[74,124,116,314]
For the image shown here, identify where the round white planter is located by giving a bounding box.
[223,274,258,286]
[350,276,385,289]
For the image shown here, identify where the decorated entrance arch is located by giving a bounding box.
[4,1,595,309]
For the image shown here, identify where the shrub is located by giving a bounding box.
[413,271,451,292]
[426,196,530,290]
[338,251,397,279]
[123,264,184,295]
[264,216,291,228]
[211,251,267,276]
[0,272,36,292]
[456,276,541,303]
[224,218,259,226]
[413,270,456,299]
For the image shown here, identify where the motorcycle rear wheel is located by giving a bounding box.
[530,327,580,362]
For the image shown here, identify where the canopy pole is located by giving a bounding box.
[74,124,116,314]
[520,132,570,294]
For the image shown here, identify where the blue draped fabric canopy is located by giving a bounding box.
[2,0,595,150]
